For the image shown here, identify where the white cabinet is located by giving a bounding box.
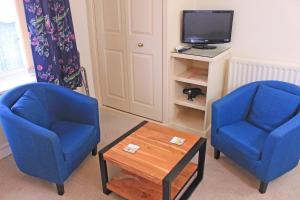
[95,0,163,121]
[169,50,231,136]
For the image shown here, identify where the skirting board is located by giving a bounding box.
[0,143,11,159]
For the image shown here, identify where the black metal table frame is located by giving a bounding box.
[98,121,207,200]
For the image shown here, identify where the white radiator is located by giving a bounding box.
[227,57,300,93]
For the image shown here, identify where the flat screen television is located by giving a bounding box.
[182,10,234,49]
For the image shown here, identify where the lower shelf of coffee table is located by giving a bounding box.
[107,162,197,200]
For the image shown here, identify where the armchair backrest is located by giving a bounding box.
[260,81,300,96]
[244,81,300,132]
[0,83,58,128]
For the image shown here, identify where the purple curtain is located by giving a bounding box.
[23,0,82,89]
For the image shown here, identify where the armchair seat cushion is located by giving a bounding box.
[51,121,96,170]
[219,121,269,160]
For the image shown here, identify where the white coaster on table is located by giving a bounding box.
[123,144,140,154]
[170,137,185,146]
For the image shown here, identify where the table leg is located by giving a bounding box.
[179,138,207,200]
[163,178,171,200]
[196,139,206,181]
[99,153,111,195]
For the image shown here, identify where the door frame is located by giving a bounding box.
[87,0,170,123]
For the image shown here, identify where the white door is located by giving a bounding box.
[126,0,163,121]
[97,0,130,112]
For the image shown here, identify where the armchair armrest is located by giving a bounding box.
[260,113,300,181]
[212,83,258,135]
[0,108,68,184]
[47,84,99,126]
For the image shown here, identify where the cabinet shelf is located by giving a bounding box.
[174,70,208,86]
[174,94,206,111]
[172,105,205,134]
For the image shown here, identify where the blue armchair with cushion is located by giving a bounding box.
[0,83,100,195]
[212,81,300,193]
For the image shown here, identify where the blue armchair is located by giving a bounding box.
[212,81,300,193]
[0,83,100,195]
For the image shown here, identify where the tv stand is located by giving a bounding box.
[192,44,217,50]
[169,49,232,136]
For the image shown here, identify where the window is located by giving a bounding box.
[0,1,24,73]
[0,0,35,92]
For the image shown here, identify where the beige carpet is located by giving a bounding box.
[0,107,299,200]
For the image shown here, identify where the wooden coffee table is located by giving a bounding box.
[98,121,207,200]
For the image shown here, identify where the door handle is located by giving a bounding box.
[138,42,144,48]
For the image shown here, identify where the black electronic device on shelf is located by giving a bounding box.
[183,88,205,101]
[182,10,234,49]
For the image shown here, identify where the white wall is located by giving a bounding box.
[69,0,96,97]
[196,0,300,63]
[167,0,199,51]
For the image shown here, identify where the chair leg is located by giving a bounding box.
[56,184,64,196]
[214,148,220,159]
[259,181,268,194]
[92,146,97,156]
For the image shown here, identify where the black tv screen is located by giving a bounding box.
[182,10,234,45]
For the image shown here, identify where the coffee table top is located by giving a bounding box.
[103,121,200,184]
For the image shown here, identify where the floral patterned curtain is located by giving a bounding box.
[23,0,82,90]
